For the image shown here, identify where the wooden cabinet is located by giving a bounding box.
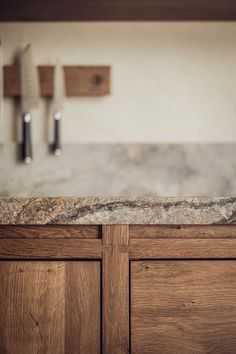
[1,0,236,21]
[0,225,102,354]
[131,261,236,353]
[0,261,100,354]
[1,224,236,353]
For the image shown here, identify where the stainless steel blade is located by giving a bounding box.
[20,44,40,112]
[49,60,65,149]
[53,60,65,113]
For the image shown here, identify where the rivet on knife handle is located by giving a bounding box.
[22,112,32,164]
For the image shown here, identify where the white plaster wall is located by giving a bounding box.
[0,22,236,143]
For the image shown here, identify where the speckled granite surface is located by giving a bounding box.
[0,197,236,225]
[1,144,236,197]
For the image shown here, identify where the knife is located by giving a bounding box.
[51,60,64,156]
[20,44,39,164]
[0,38,4,145]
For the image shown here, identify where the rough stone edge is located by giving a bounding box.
[0,197,236,225]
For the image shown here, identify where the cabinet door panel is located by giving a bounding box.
[0,261,100,354]
[131,261,236,354]
[65,262,101,353]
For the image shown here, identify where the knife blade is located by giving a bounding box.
[51,60,64,156]
[20,44,40,164]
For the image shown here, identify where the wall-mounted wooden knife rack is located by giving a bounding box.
[4,65,110,97]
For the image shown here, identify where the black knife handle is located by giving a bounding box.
[22,112,32,164]
[52,111,62,156]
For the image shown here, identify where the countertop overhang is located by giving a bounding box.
[0,197,236,225]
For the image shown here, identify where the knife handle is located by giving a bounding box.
[22,112,32,164]
[52,111,62,156]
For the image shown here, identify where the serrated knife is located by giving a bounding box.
[51,60,64,156]
[20,44,40,164]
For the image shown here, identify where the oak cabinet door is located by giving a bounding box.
[0,261,100,354]
[131,261,236,354]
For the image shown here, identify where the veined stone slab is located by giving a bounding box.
[0,197,236,224]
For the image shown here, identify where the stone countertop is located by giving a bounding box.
[0,197,236,225]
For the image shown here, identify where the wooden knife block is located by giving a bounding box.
[4,65,110,97]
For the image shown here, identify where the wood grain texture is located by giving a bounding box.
[130,238,236,259]
[130,225,236,239]
[0,239,102,259]
[102,225,129,354]
[0,261,100,354]
[0,261,65,354]
[4,66,110,97]
[65,262,100,354]
[0,225,101,239]
[131,261,236,354]
[1,0,236,20]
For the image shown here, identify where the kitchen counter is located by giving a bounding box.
[0,197,236,224]
[1,198,236,352]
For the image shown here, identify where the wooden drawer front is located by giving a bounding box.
[131,261,236,354]
[0,261,100,354]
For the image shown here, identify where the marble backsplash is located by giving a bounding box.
[0,143,235,197]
